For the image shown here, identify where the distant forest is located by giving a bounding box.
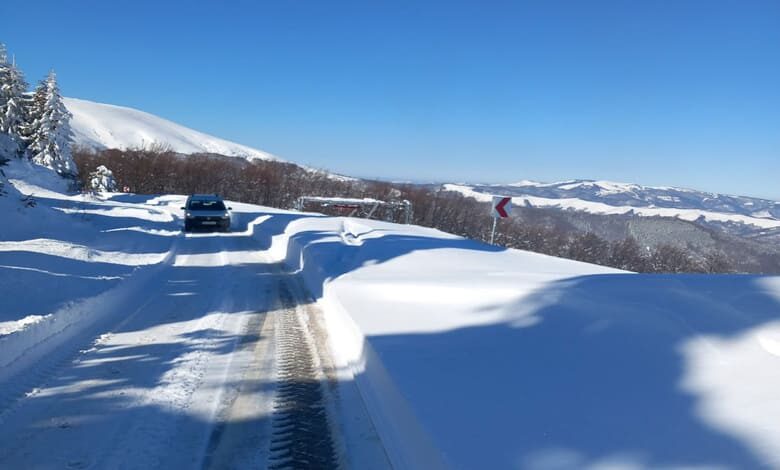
[75,147,766,275]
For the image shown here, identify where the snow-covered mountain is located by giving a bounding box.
[446,180,780,232]
[65,97,278,161]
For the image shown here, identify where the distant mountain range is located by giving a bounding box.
[65,98,278,161]
[445,180,780,238]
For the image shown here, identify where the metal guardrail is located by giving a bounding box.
[294,196,413,224]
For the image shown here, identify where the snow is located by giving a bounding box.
[88,165,117,192]
[65,97,279,161]
[555,180,643,196]
[300,196,385,204]
[507,179,576,188]
[0,171,279,467]
[510,178,696,194]
[0,163,384,468]
[257,212,780,468]
[450,179,780,237]
[445,183,780,229]
[3,159,780,468]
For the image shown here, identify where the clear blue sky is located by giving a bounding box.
[3,1,779,198]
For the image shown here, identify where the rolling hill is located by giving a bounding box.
[65,97,278,161]
[445,180,780,238]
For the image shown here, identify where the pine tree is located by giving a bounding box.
[0,64,29,138]
[88,165,118,192]
[0,43,29,156]
[26,71,77,177]
[0,44,6,134]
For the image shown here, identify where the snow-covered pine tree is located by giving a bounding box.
[88,165,118,192]
[26,71,77,177]
[0,44,29,156]
[0,44,6,110]
[0,58,28,137]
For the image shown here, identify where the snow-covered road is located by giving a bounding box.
[0,181,380,469]
[1,235,270,468]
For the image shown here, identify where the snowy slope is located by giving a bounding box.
[65,97,279,161]
[446,180,780,232]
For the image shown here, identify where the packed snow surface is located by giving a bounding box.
[3,160,780,468]
[65,97,279,161]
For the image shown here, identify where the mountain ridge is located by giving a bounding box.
[445,179,780,236]
[65,97,279,161]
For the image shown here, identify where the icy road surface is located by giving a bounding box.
[0,184,386,469]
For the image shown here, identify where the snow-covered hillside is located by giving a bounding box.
[447,180,780,232]
[65,97,279,161]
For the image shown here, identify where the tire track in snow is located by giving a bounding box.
[199,295,275,470]
[268,280,340,469]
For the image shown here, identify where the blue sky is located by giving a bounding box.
[2,1,779,198]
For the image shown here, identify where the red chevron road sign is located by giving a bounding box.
[491,196,512,218]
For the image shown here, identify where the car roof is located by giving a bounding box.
[189,194,223,201]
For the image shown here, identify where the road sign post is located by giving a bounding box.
[490,196,512,244]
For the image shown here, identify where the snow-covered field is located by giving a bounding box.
[65,97,279,161]
[3,162,780,469]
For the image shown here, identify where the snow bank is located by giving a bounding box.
[0,164,182,378]
[266,212,780,469]
[0,247,176,380]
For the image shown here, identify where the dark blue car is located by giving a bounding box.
[181,194,232,232]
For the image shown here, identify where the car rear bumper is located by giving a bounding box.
[184,218,230,231]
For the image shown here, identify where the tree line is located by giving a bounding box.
[74,147,737,274]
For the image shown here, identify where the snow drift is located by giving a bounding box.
[262,211,780,469]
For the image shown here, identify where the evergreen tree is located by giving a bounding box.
[0,43,29,156]
[0,44,6,135]
[27,71,77,177]
[0,64,29,138]
[88,165,118,192]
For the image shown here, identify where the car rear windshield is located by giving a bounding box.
[189,200,226,211]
